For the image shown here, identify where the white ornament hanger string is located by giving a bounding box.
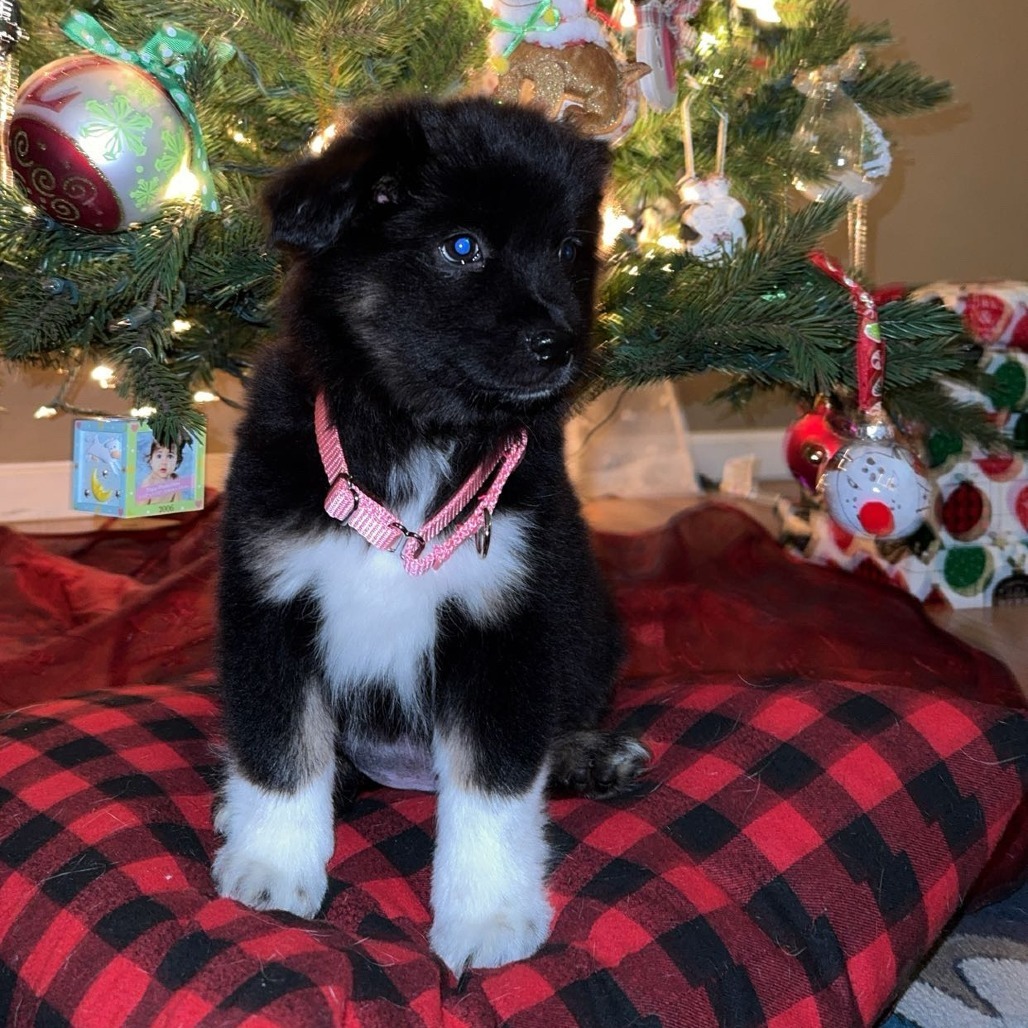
[679,83,729,180]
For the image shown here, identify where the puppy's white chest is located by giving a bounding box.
[255,506,532,701]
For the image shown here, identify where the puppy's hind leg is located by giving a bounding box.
[548,730,651,800]
[212,681,338,919]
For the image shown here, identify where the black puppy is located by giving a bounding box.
[212,96,649,973]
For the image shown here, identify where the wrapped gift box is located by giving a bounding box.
[71,416,206,518]
[782,346,1028,608]
[911,280,1028,350]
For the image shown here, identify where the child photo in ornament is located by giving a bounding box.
[134,434,195,506]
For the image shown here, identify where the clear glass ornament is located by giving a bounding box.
[792,71,883,203]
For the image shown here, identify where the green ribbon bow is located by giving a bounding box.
[491,0,562,59]
[61,10,219,213]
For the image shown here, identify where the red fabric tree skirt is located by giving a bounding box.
[2,496,1019,712]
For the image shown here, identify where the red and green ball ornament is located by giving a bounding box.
[5,12,218,232]
[784,398,846,492]
[810,252,933,541]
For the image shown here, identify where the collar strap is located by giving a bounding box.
[314,392,528,576]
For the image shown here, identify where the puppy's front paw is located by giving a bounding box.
[212,766,335,919]
[429,884,553,973]
[212,842,328,919]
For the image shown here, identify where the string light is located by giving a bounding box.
[735,0,781,23]
[172,319,192,333]
[90,365,116,389]
[656,235,685,251]
[613,0,636,30]
[193,390,218,403]
[130,406,157,418]
[309,123,338,155]
[164,160,200,202]
[33,406,58,419]
[601,205,634,248]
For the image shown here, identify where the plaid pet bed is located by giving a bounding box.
[1,676,1025,1027]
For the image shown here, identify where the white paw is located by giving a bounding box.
[429,883,553,972]
[212,765,335,919]
[212,842,328,918]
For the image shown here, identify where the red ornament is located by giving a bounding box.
[784,402,845,491]
[938,480,990,541]
[6,53,191,232]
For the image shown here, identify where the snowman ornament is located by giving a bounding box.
[819,435,932,539]
[810,251,934,542]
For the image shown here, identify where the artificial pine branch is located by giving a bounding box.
[0,0,981,447]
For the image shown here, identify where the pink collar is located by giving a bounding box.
[314,392,529,576]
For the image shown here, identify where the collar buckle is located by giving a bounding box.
[325,473,360,524]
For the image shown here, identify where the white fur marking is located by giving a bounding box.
[429,734,553,971]
[252,444,533,713]
[212,762,335,919]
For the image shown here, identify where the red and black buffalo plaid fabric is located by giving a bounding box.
[0,501,1025,1026]
[1,676,1024,1027]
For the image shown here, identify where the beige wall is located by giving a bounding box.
[3,0,1026,458]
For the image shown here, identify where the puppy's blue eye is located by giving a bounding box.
[559,238,580,263]
[441,234,482,265]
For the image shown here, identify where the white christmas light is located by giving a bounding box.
[164,161,200,202]
[34,406,58,419]
[736,0,780,23]
[614,0,637,30]
[130,406,157,418]
[90,365,116,389]
[601,205,634,248]
[656,234,685,251]
[172,319,192,333]
[309,123,338,155]
[193,390,219,404]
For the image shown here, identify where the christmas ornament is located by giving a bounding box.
[5,12,218,232]
[0,0,21,187]
[811,251,933,541]
[937,478,991,542]
[633,1,701,111]
[491,0,650,139]
[992,570,1028,607]
[784,398,846,491]
[677,96,747,259]
[792,59,890,273]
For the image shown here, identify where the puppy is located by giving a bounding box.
[212,96,649,974]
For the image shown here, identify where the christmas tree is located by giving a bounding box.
[0,0,995,449]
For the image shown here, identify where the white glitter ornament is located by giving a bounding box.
[810,251,933,541]
[819,426,932,540]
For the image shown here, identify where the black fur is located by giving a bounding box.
[215,98,648,945]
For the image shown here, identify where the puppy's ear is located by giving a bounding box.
[261,139,376,253]
[262,105,430,253]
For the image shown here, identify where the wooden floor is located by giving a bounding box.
[583,494,1028,699]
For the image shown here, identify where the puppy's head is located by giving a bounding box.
[264,97,610,428]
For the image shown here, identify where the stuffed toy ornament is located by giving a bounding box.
[491,0,650,139]
[678,176,747,259]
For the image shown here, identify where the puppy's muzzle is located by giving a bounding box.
[525,329,572,366]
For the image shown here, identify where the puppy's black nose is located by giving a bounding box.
[526,330,571,364]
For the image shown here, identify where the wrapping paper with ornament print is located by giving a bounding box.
[927,458,1028,609]
[783,427,1028,608]
[911,281,1028,351]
